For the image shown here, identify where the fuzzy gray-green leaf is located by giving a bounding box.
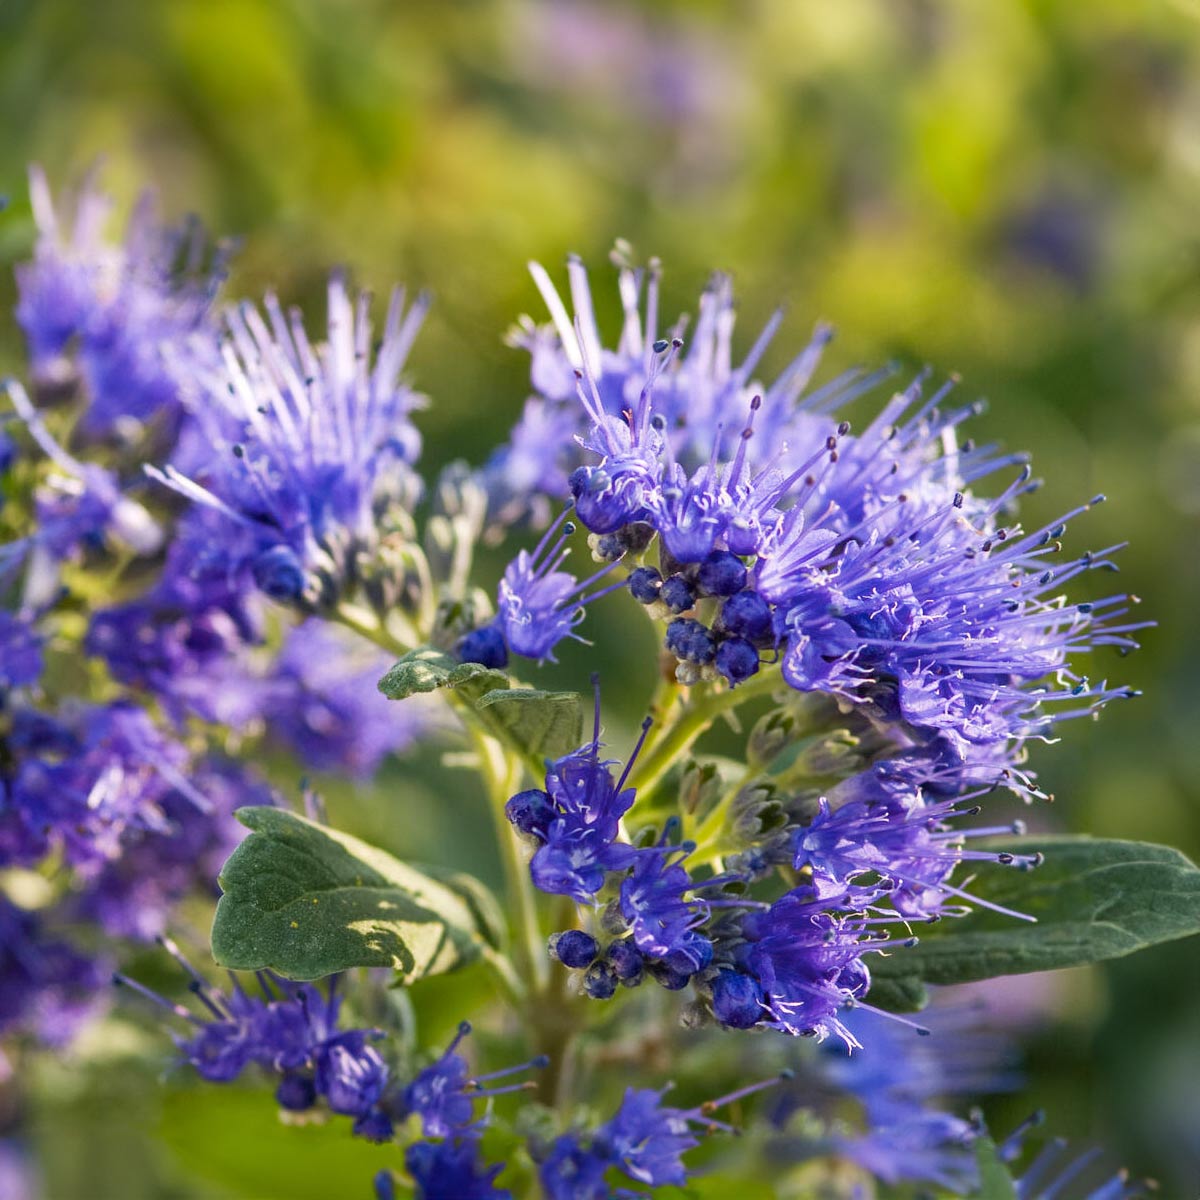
[475,687,583,762]
[378,646,508,703]
[871,836,1200,989]
[212,807,493,982]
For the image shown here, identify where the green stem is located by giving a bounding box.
[334,600,412,657]
[472,727,550,997]
[335,601,549,1002]
[634,666,782,801]
[480,945,526,1008]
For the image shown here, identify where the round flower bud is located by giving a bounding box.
[551,929,599,969]
[716,636,760,685]
[252,544,307,602]
[505,788,555,840]
[456,625,509,669]
[711,970,766,1029]
[698,550,747,597]
[718,589,773,642]
[661,574,697,614]
[606,938,644,984]
[583,961,618,1000]
[628,566,664,604]
[665,618,717,665]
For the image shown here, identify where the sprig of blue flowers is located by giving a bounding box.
[0,169,1165,1199]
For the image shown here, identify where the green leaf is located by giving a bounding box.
[864,973,929,1014]
[160,1083,399,1200]
[973,1138,1019,1200]
[871,836,1200,990]
[212,807,494,982]
[475,687,583,761]
[378,646,508,703]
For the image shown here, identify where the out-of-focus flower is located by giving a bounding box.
[69,759,277,942]
[262,619,442,779]
[148,275,428,611]
[0,895,108,1045]
[15,166,227,441]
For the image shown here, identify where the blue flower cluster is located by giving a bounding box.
[1,167,1158,1200]
[483,259,1144,755]
[1,169,451,1052]
[0,612,278,1035]
[507,690,1038,1045]
[536,1074,787,1198]
[15,165,227,442]
[119,949,545,1154]
[148,274,429,612]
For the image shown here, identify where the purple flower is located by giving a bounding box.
[69,758,277,941]
[513,256,1144,751]
[740,885,883,1045]
[1,699,196,869]
[596,1087,700,1187]
[0,612,42,691]
[6,381,164,561]
[15,166,226,440]
[0,896,107,1046]
[148,275,428,609]
[794,796,1039,920]
[490,509,622,663]
[539,1072,787,1196]
[263,620,441,779]
[118,952,399,1138]
[314,1031,390,1130]
[619,843,714,976]
[833,1111,980,1193]
[86,544,267,727]
[508,696,648,902]
[405,1136,511,1200]
[401,1020,546,1139]
[537,1136,613,1200]
[520,713,648,902]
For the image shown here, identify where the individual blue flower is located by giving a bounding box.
[537,1136,613,1200]
[619,841,716,977]
[401,1020,546,1138]
[493,510,623,663]
[513,706,648,902]
[15,165,227,440]
[538,1071,787,1196]
[595,1086,700,1187]
[148,275,428,609]
[314,1031,391,1134]
[793,795,1039,921]
[405,1136,511,1200]
[738,885,890,1045]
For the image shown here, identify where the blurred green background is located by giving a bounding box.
[2,0,1199,1195]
